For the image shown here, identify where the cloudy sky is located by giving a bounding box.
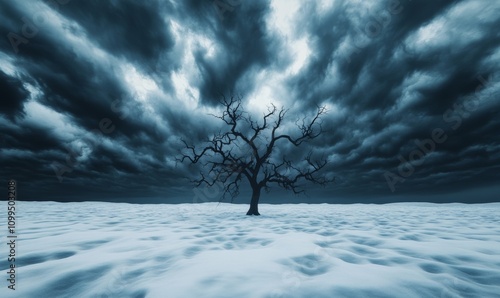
[1,0,499,204]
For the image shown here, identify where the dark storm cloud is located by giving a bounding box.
[0,70,28,119]
[178,0,286,104]
[1,0,499,203]
[274,0,500,200]
[0,0,183,199]
[56,0,176,73]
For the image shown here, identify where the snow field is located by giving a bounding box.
[1,202,499,297]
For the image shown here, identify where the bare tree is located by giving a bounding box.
[179,96,333,215]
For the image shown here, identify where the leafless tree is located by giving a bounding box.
[179,96,333,215]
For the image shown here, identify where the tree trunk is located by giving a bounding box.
[246,186,261,215]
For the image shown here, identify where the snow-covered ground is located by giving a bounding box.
[1,202,500,298]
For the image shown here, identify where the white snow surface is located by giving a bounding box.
[1,202,500,298]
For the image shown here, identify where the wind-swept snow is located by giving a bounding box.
[1,202,500,297]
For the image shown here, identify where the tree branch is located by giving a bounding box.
[178,96,333,202]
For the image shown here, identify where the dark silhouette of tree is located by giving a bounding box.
[179,96,332,215]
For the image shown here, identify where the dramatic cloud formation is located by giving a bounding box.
[1,0,499,203]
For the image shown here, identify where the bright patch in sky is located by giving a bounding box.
[247,80,278,113]
[269,0,311,75]
[23,100,80,142]
[269,0,300,37]
[171,70,200,107]
[123,64,158,102]
[288,37,311,74]
[0,55,16,76]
